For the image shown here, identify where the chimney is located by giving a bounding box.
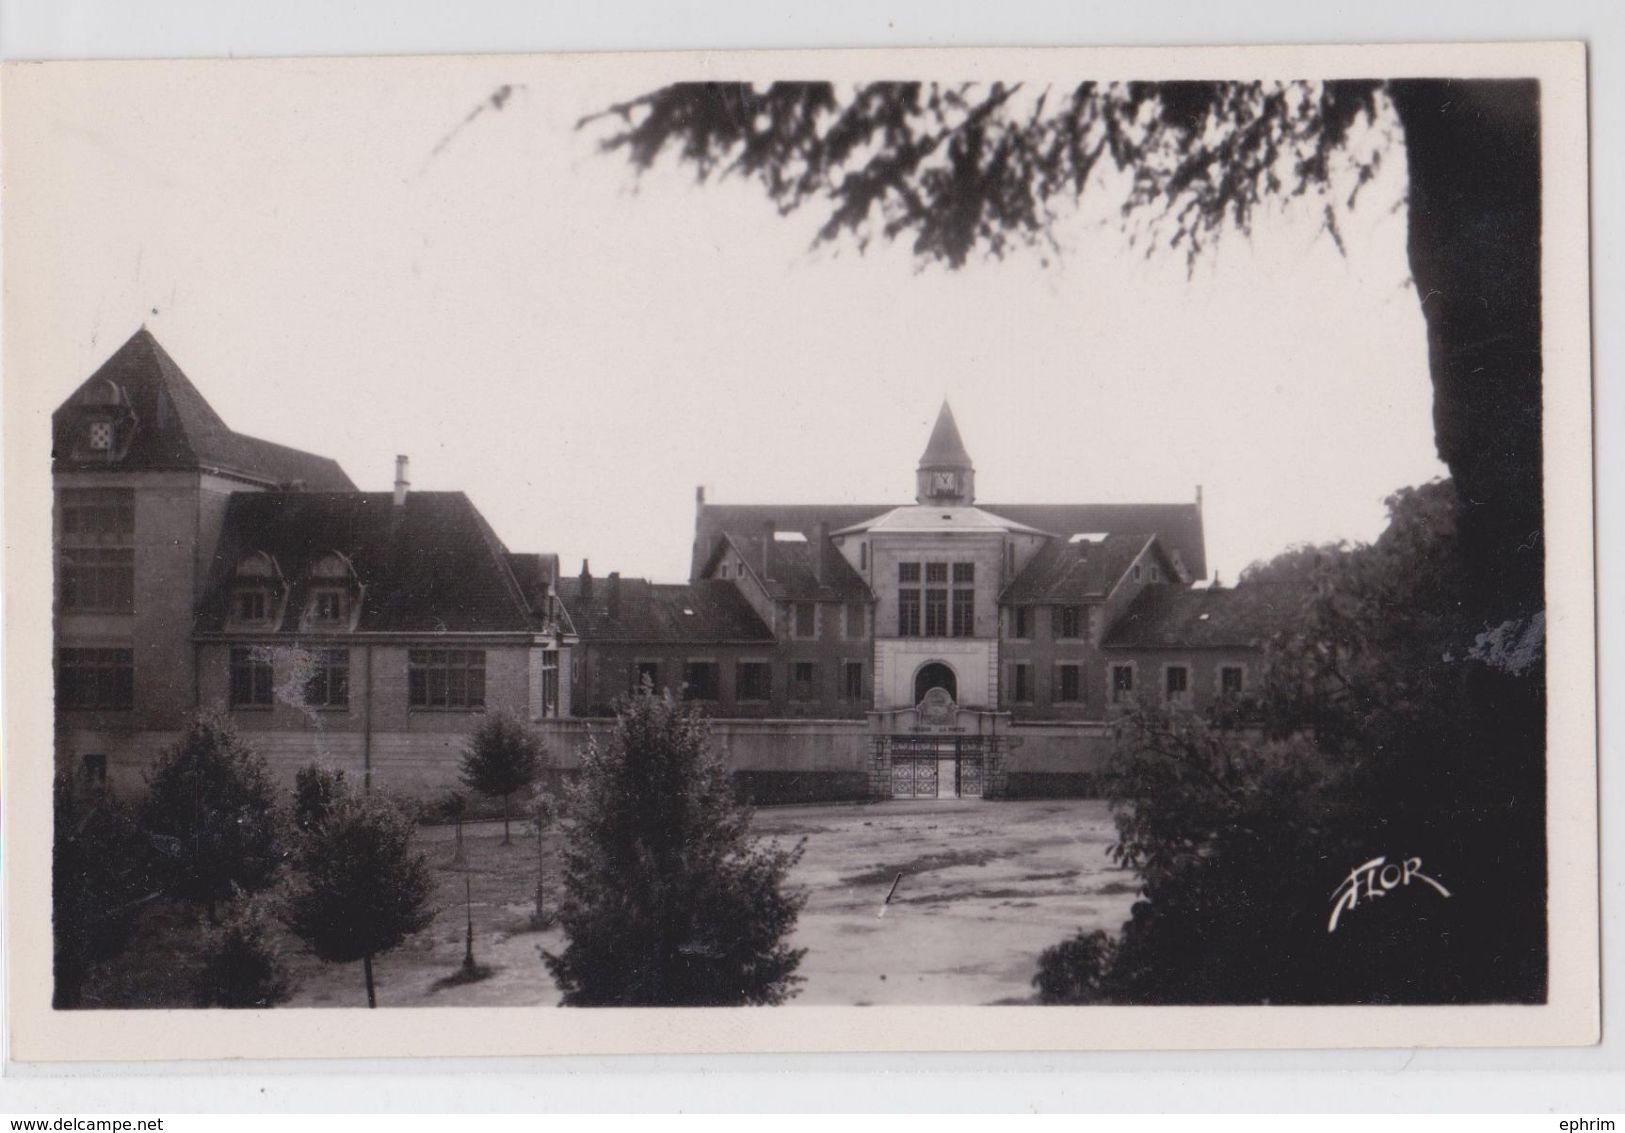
[607,572,621,619]
[761,520,775,579]
[579,558,593,600]
[814,521,830,586]
[393,455,411,507]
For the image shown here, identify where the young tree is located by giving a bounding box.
[141,714,283,920]
[459,712,544,844]
[545,690,806,1006]
[195,888,292,1008]
[52,769,153,1008]
[292,764,347,836]
[284,783,436,1007]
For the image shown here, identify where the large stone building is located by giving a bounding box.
[52,329,572,796]
[53,329,1289,803]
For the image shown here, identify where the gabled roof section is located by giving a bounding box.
[52,328,354,490]
[834,504,1049,537]
[1102,582,1310,650]
[1001,533,1157,604]
[555,577,775,644]
[195,491,541,634]
[694,501,1207,580]
[919,400,972,468]
[708,531,873,602]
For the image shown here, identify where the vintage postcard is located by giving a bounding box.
[1,41,1596,1060]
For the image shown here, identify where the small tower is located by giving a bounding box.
[916,400,975,505]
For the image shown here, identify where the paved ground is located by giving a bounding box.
[88,798,1135,1009]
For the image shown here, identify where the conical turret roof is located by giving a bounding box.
[918,400,972,468]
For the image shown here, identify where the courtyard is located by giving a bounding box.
[284,796,1136,1008]
[80,797,1137,1010]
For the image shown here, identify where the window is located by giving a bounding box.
[1165,665,1191,704]
[899,562,921,583]
[59,547,135,613]
[60,489,134,541]
[683,661,720,701]
[230,646,274,708]
[1057,664,1083,703]
[304,648,349,708]
[309,587,347,625]
[235,589,269,623]
[57,647,133,710]
[1011,662,1033,703]
[1150,564,1162,583]
[897,589,921,636]
[736,661,772,702]
[845,602,866,638]
[408,649,486,709]
[1012,606,1034,639]
[1053,605,1086,640]
[632,660,660,693]
[951,562,975,637]
[794,602,816,639]
[791,661,819,701]
[1111,663,1136,704]
[926,562,948,584]
[924,586,948,637]
[842,660,864,700]
[719,564,730,579]
[1133,564,1143,582]
[542,651,561,716]
[1220,665,1246,697]
[860,542,868,570]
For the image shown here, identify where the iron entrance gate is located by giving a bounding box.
[887,736,987,799]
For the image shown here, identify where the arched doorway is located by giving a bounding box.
[914,661,957,705]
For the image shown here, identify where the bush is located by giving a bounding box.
[142,714,283,918]
[53,769,153,1008]
[292,765,346,836]
[1033,929,1118,1005]
[284,784,436,1007]
[545,690,806,1006]
[195,888,292,1008]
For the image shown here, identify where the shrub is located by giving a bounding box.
[195,888,292,1008]
[52,769,152,1008]
[1033,929,1118,1005]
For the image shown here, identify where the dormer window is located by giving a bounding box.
[228,551,284,628]
[310,588,347,625]
[302,552,360,630]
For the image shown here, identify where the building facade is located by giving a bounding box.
[53,330,1288,804]
[52,330,573,797]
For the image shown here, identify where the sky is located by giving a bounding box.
[7,56,1448,585]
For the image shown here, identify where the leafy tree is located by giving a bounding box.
[52,769,154,1008]
[141,714,283,920]
[1038,481,1545,1004]
[284,781,436,1007]
[545,690,806,1006]
[460,712,544,844]
[584,78,1543,616]
[292,764,346,836]
[195,888,292,1008]
[1033,928,1117,1005]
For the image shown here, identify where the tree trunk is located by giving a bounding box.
[363,952,376,1008]
[1388,79,1544,621]
[502,794,511,845]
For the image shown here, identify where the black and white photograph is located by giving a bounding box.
[1,41,1597,1060]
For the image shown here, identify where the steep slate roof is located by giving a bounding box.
[708,532,874,602]
[1000,534,1158,604]
[1102,582,1310,650]
[52,328,355,490]
[555,577,774,644]
[196,491,542,634]
[918,401,972,467]
[693,501,1206,580]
